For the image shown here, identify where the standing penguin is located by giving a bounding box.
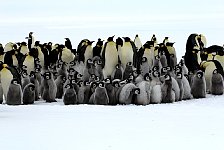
[136,73,152,105]
[26,32,35,50]
[140,57,150,76]
[93,82,109,105]
[23,52,35,75]
[111,63,124,80]
[134,34,142,50]
[78,81,91,104]
[6,78,22,105]
[163,37,169,46]
[191,70,206,98]
[63,84,78,105]
[120,37,136,69]
[0,43,5,62]
[102,36,119,78]
[161,74,175,103]
[150,70,162,104]
[182,74,193,100]
[21,70,30,91]
[64,38,73,50]
[23,83,35,104]
[55,75,66,99]
[0,64,14,102]
[175,72,184,101]
[210,69,224,95]
[41,71,57,102]
[166,42,177,68]
[123,62,133,80]
[104,78,117,105]
[29,71,40,101]
[93,38,104,58]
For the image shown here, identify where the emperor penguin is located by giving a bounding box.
[166,42,177,68]
[6,78,22,105]
[55,75,66,99]
[134,34,142,50]
[161,74,175,103]
[63,84,78,105]
[200,60,218,92]
[116,37,123,63]
[140,57,150,76]
[60,46,75,64]
[160,51,168,67]
[119,82,140,105]
[191,70,206,98]
[19,42,29,56]
[93,38,104,58]
[93,57,104,81]
[150,70,162,104]
[78,80,91,104]
[182,73,193,100]
[93,81,109,105]
[120,37,137,70]
[0,64,14,102]
[23,83,35,104]
[104,78,117,105]
[0,43,5,62]
[4,43,19,67]
[111,63,124,80]
[64,38,73,51]
[23,52,35,75]
[151,34,158,47]
[175,72,184,101]
[136,73,152,105]
[142,41,155,68]
[123,62,133,80]
[26,32,35,50]
[21,70,30,91]
[210,69,224,95]
[179,58,189,75]
[163,37,169,46]
[29,71,40,101]
[41,71,57,102]
[88,81,98,104]
[102,36,119,79]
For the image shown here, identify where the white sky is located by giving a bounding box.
[1,0,224,58]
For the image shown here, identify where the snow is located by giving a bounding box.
[1,95,224,150]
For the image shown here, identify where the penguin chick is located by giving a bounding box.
[93,82,109,105]
[210,69,224,95]
[191,70,206,98]
[23,83,35,104]
[119,83,140,105]
[161,74,175,103]
[63,84,78,105]
[6,78,22,105]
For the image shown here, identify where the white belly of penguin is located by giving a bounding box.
[12,55,18,67]
[205,63,216,92]
[121,43,133,68]
[23,56,35,75]
[0,68,13,101]
[61,48,75,64]
[84,45,93,65]
[143,47,154,67]
[103,43,118,78]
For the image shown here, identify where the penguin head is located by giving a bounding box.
[155,55,160,60]
[152,70,160,78]
[97,59,103,66]
[175,65,182,74]
[116,37,123,46]
[70,79,76,84]
[127,62,132,67]
[144,73,151,81]
[83,81,90,86]
[112,79,120,88]
[29,71,36,78]
[166,66,172,72]
[161,67,167,74]
[87,58,93,66]
[11,78,19,84]
[122,37,131,42]
[176,72,183,79]
[90,74,96,80]
[77,73,83,79]
[132,69,138,77]
[29,32,34,35]
[69,60,76,66]
[65,84,72,89]
[78,80,84,87]
[107,36,115,42]
[152,66,159,72]
[166,42,175,47]
[132,88,140,95]
[44,72,51,80]
[22,70,28,78]
[115,64,121,69]
[90,81,98,90]
[67,68,75,74]
[29,84,35,91]
[105,78,112,84]
[164,74,172,81]
[213,69,220,75]
[179,59,185,66]
[96,38,104,47]
[98,82,105,88]
[142,57,147,63]
[196,70,204,79]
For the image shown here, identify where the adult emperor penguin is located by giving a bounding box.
[0,43,5,62]
[23,83,35,104]
[4,43,19,67]
[161,74,175,103]
[6,78,22,105]
[191,70,206,98]
[210,69,224,95]
[93,38,104,58]
[93,81,109,105]
[26,32,35,50]
[120,37,137,70]
[63,84,78,105]
[134,34,142,50]
[102,36,119,78]
[0,63,14,102]
[23,52,35,75]
[64,38,72,50]
[136,73,152,105]
[151,34,158,47]
[60,46,75,64]
[163,37,169,46]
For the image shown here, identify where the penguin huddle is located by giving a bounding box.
[0,32,223,106]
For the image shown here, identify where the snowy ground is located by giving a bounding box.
[1,95,224,150]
